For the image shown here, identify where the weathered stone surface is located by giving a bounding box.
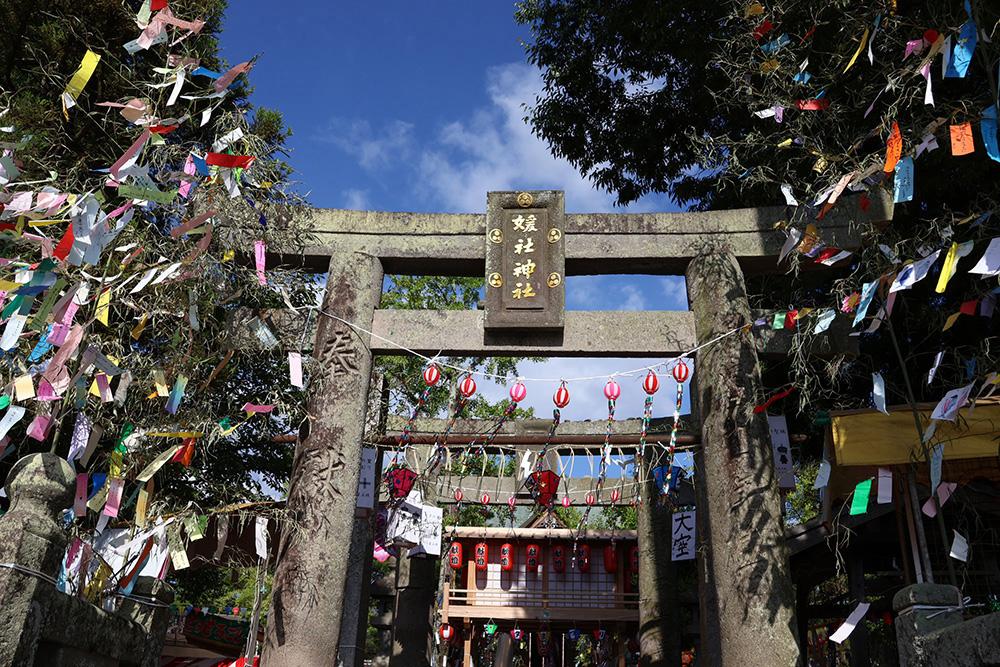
[894,583,1000,666]
[264,251,384,665]
[637,453,679,667]
[295,192,891,275]
[0,454,173,667]
[686,250,799,666]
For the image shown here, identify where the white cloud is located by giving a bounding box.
[416,63,652,213]
[341,188,370,210]
[620,285,647,311]
[659,276,689,310]
[317,119,414,171]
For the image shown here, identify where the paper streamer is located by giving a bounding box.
[103,478,124,517]
[62,50,101,114]
[164,375,188,415]
[922,481,957,517]
[830,602,870,643]
[74,474,88,517]
[288,351,303,388]
[849,478,872,515]
[254,240,266,285]
[877,468,892,503]
[254,516,268,559]
[893,156,914,203]
[872,372,889,414]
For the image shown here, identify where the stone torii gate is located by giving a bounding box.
[260,190,890,666]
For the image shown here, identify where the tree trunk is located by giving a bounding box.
[637,451,680,667]
[263,252,383,665]
[685,249,799,666]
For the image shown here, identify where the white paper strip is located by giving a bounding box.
[949,530,969,562]
[254,516,268,560]
[830,602,870,644]
[671,510,696,561]
[767,415,795,488]
[356,447,377,510]
[872,372,889,414]
[877,467,892,504]
[813,460,832,489]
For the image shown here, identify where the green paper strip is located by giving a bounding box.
[849,478,873,515]
[29,278,66,330]
[118,183,178,204]
[772,312,786,329]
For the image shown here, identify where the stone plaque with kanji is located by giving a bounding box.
[484,191,565,330]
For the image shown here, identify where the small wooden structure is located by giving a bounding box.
[442,526,638,667]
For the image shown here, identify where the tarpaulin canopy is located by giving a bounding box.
[831,400,1000,467]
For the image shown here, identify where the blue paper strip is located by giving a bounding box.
[946,19,978,78]
[27,326,53,362]
[894,157,914,203]
[982,105,1000,163]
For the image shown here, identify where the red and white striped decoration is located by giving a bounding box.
[459,375,477,398]
[422,363,441,386]
[561,496,571,508]
[643,370,660,395]
[610,488,621,503]
[508,495,516,510]
[454,488,464,502]
[480,492,490,505]
[553,383,570,408]
[604,379,621,401]
[440,624,455,641]
[585,492,595,506]
[672,360,690,383]
[509,381,527,403]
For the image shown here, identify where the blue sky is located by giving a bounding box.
[221,1,692,421]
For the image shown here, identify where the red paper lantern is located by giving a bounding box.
[585,492,595,506]
[604,379,621,401]
[475,542,488,571]
[643,370,660,395]
[454,488,464,502]
[509,381,527,403]
[672,360,690,383]
[577,544,591,573]
[552,544,566,573]
[500,543,515,571]
[526,544,540,572]
[610,488,621,503]
[629,544,639,572]
[553,383,570,408]
[423,363,441,386]
[459,375,477,398]
[603,544,618,573]
[448,542,463,570]
[439,623,455,641]
[561,496,571,508]
[481,492,490,505]
[507,495,516,510]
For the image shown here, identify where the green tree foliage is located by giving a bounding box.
[0,0,314,518]
[515,0,738,208]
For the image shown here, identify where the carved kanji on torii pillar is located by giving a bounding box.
[259,190,890,666]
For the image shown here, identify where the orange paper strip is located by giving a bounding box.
[950,122,975,156]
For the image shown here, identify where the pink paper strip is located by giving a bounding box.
[110,129,151,180]
[36,378,59,401]
[288,352,303,388]
[103,478,124,517]
[178,154,196,198]
[254,240,267,285]
[214,61,253,93]
[922,482,957,517]
[241,402,274,414]
[96,374,113,402]
[48,323,69,346]
[74,474,88,517]
[26,414,52,441]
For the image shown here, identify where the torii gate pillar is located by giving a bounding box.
[685,249,799,666]
[263,251,383,665]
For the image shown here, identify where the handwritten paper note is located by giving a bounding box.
[949,530,969,562]
[671,510,696,561]
[894,157,914,203]
[255,516,268,560]
[103,478,124,517]
[767,415,796,488]
[877,468,893,504]
[884,121,902,172]
[950,122,975,156]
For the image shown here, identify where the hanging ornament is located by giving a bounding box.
[603,544,618,573]
[525,543,541,572]
[567,628,581,641]
[553,382,570,408]
[643,370,660,395]
[511,628,523,641]
[552,544,566,573]
[507,495,516,510]
[485,621,498,636]
[423,363,442,386]
[509,380,527,403]
[577,544,591,573]
[439,623,455,641]
[610,488,621,503]
[454,488,464,503]
[475,542,488,571]
[672,360,690,384]
[448,541,463,570]
[500,543,514,571]
[526,469,560,507]
[561,496,571,508]
[480,492,491,505]
[384,465,418,499]
[585,492,595,506]
[459,375,477,398]
[603,378,621,401]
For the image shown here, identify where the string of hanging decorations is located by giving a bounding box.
[310,305,746,383]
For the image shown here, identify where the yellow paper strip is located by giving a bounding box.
[14,375,34,401]
[942,311,961,331]
[153,369,169,396]
[843,27,870,74]
[147,430,204,438]
[62,50,101,115]
[131,312,149,340]
[935,242,960,293]
[95,288,111,326]
[136,444,184,482]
